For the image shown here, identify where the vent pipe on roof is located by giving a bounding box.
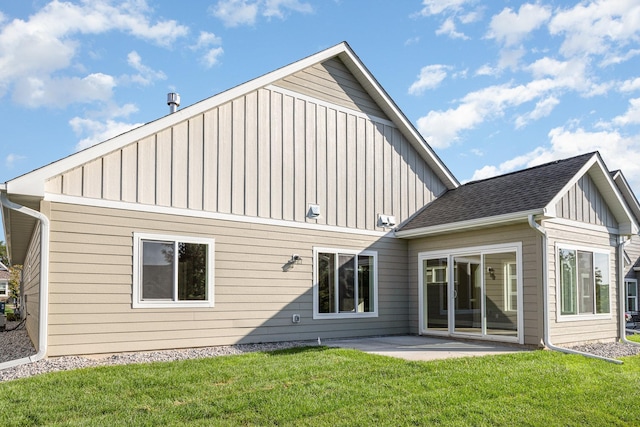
[167,92,180,114]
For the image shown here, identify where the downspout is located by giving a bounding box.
[528,215,622,364]
[619,236,640,344]
[0,192,49,371]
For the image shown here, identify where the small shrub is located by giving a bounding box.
[6,313,18,322]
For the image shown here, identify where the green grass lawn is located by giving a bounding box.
[1,347,639,426]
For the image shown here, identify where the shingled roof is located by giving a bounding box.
[397,152,597,232]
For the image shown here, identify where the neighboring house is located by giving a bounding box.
[611,170,640,314]
[1,42,638,358]
[0,262,9,303]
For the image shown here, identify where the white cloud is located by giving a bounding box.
[70,103,142,151]
[5,153,26,169]
[417,79,560,148]
[486,4,551,47]
[211,0,312,27]
[416,0,473,16]
[408,65,451,95]
[211,0,259,27]
[621,77,640,93]
[0,0,188,108]
[264,0,313,18]
[12,73,116,108]
[612,98,640,126]
[191,32,224,68]
[435,18,468,39]
[203,47,225,68]
[124,51,166,86]
[549,1,640,62]
[475,64,498,77]
[515,96,559,129]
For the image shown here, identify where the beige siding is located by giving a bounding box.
[44,85,445,232]
[46,202,409,356]
[543,221,619,345]
[555,174,617,228]
[273,58,385,118]
[22,219,42,351]
[407,224,543,346]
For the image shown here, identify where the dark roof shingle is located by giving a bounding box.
[398,152,596,231]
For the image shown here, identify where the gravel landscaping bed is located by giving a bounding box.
[0,322,314,382]
[3,324,640,383]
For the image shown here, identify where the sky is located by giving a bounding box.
[1,0,640,200]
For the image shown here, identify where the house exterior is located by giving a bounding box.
[0,262,9,303]
[1,42,638,360]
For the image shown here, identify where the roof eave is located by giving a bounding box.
[395,209,544,239]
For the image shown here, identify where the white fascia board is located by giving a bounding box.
[5,43,353,198]
[394,209,544,239]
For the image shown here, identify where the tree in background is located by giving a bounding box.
[0,240,8,266]
[0,240,21,302]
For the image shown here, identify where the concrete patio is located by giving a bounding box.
[325,335,531,361]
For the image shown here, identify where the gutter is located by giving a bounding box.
[0,192,50,371]
[527,215,622,364]
[396,209,544,239]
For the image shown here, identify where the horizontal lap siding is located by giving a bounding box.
[544,221,619,345]
[46,202,409,356]
[23,220,42,351]
[406,224,542,346]
[45,72,445,234]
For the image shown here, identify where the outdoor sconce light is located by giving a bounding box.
[307,204,321,219]
[378,214,397,228]
[283,254,302,272]
[487,267,496,280]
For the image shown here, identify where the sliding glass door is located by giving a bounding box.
[419,244,521,343]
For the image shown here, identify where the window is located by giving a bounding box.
[504,262,517,312]
[133,233,214,308]
[626,279,638,312]
[558,245,610,317]
[314,248,377,318]
[0,282,7,297]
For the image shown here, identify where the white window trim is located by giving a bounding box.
[0,281,7,297]
[555,243,612,322]
[417,242,523,345]
[133,232,215,309]
[504,262,517,312]
[313,247,378,319]
[626,278,638,312]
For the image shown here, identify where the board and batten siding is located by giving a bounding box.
[22,219,42,351]
[46,202,409,356]
[45,64,445,232]
[555,174,618,228]
[406,224,543,346]
[272,57,386,118]
[543,221,619,345]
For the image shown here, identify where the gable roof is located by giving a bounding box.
[396,152,638,238]
[611,170,640,227]
[2,41,458,199]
